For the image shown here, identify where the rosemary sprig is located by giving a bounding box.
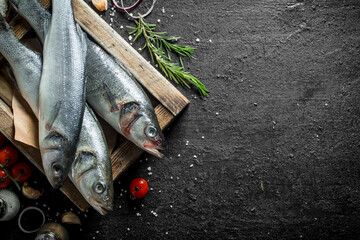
[127,16,209,97]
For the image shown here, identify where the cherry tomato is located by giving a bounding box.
[0,132,5,148]
[0,146,19,167]
[0,169,11,188]
[11,162,32,182]
[130,178,148,199]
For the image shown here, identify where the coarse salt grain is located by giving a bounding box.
[196,38,200,42]
[147,167,152,171]
[190,164,194,168]
[157,19,161,23]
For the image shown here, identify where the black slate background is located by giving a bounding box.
[2,0,360,239]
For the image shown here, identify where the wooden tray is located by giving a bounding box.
[0,0,189,211]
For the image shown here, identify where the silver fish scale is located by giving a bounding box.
[0,17,113,214]
[0,19,41,115]
[39,0,87,187]
[85,41,155,132]
[10,0,50,44]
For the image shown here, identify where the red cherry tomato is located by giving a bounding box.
[0,146,19,167]
[11,162,32,182]
[130,178,148,199]
[0,168,11,188]
[0,133,5,148]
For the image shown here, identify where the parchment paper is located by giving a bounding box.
[12,91,117,154]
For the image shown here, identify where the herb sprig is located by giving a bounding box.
[127,16,209,97]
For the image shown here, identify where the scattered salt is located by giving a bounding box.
[196,38,200,42]
[215,112,219,115]
[147,167,152,171]
[178,154,181,157]
[120,25,124,29]
[136,213,141,217]
[193,155,197,159]
[96,230,100,234]
[128,35,133,41]
[157,19,161,23]
[201,136,205,139]
[209,39,213,43]
[161,7,165,13]
[190,164,194,168]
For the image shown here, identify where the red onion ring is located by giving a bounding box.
[111,0,143,12]
[112,0,156,19]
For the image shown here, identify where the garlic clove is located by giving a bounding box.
[22,182,42,200]
[61,212,81,225]
[92,0,108,12]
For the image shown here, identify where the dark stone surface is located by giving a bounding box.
[2,0,360,239]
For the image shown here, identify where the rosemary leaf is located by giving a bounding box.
[127,16,209,97]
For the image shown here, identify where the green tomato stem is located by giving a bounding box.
[0,163,21,191]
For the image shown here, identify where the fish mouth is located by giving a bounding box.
[88,196,113,215]
[143,141,165,158]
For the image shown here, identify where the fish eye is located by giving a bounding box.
[145,126,158,138]
[93,182,106,194]
[52,164,63,175]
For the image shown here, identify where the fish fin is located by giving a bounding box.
[45,101,62,132]
[119,102,141,137]
[102,83,120,112]
[76,23,88,57]
[5,65,20,91]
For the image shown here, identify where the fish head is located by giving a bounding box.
[41,132,70,189]
[74,152,114,215]
[119,101,166,158]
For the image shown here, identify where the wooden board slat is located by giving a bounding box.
[0,0,189,212]
[72,0,190,116]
